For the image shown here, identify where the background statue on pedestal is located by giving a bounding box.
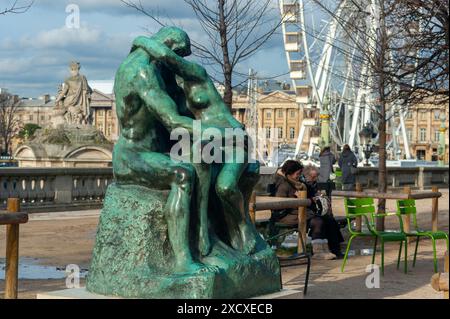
[55,61,92,126]
[13,61,112,168]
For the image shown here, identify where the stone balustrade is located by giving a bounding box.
[0,168,113,212]
[0,166,448,212]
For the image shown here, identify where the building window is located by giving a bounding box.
[434,110,440,120]
[290,110,296,118]
[266,127,271,138]
[419,128,426,142]
[406,129,413,142]
[266,111,271,119]
[278,110,283,118]
[289,127,295,139]
[107,110,112,118]
[98,123,104,132]
[40,115,45,121]
[420,111,427,121]
[97,109,104,118]
[29,115,33,121]
[406,112,413,120]
[277,127,283,139]
[48,115,51,120]
[434,130,440,142]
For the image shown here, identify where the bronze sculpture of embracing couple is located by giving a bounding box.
[87,27,280,299]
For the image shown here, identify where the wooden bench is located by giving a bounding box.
[1,198,28,299]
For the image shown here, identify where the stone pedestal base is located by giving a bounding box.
[86,183,281,299]
[37,288,301,299]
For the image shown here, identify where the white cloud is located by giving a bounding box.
[18,24,102,49]
[35,0,194,18]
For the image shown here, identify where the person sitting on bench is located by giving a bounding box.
[270,160,307,225]
[303,165,344,259]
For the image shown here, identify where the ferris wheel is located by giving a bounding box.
[279,0,413,161]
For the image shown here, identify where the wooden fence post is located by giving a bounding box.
[296,190,308,254]
[431,186,439,232]
[403,187,412,243]
[5,198,20,299]
[355,183,362,232]
[249,191,256,225]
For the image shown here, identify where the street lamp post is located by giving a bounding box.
[359,124,375,167]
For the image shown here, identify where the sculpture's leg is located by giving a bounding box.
[191,141,212,256]
[165,164,198,272]
[215,148,257,254]
[114,147,205,274]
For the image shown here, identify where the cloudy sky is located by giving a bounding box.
[0,0,290,97]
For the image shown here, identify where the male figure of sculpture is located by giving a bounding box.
[132,35,263,255]
[113,27,214,273]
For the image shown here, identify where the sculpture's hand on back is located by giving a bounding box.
[132,36,168,60]
[132,36,205,82]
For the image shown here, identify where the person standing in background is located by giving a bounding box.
[338,144,358,191]
[318,146,336,183]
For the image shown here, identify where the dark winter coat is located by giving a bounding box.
[338,149,358,184]
[318,150,336,183]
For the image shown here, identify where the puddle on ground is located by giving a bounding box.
[0,257,88,280]
[277,233,376,256]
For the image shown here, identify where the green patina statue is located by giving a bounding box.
[86,27,281,299]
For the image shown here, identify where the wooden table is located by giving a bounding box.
[332,186,442,232]
[253,196,311,211]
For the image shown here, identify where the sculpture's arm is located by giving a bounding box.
[135,69,213,135]
[140,87,195,134]
[132,36,206,81]
[55,83,69,102]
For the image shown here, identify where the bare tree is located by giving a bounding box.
[307,0,448,228]
[0,0,33,15]
[122,0,283,108]
[0,92,21,155]
[397,0,449,104]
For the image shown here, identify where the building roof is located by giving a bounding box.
[18,98,55,108]
[89,80,114,95]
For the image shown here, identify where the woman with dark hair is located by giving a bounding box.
[271,162,343,259]
[270,160,306,225]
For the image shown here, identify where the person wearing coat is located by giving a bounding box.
[271,162,342,259]
[338,144,359,191]
[318,146,336,183]
[271,160,306,226]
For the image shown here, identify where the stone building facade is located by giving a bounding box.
[11,85,449,164]
[399,99,449,163]
[14,90,119,143]
[231,87,319,154]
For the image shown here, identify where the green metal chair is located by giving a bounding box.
[341,198,408,275]
[396,199,449,273]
